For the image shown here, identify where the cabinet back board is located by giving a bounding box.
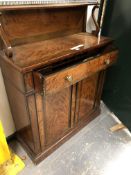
[0,6,87,46]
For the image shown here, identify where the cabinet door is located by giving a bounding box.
[75,72,100,122]
[44,87,72,146]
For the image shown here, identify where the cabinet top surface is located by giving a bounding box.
[0,2,96,11]
[2,33,112,72]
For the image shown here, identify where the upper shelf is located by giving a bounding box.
[0,2,98,11]
[9,32,112,72]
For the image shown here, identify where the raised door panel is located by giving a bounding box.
[44,87,71,146]
[76,73,99,122]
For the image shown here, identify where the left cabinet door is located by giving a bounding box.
[33,72,72,147]
[43,87,72,146]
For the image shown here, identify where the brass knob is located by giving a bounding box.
[105,59,110,65]
[65,75,73,83]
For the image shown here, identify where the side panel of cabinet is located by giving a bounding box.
[44,87,72,146]
[0,65,41,155]
[75,73,99,122]
[3,76,40,153]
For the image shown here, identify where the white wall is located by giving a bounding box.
[86,5,99,33]
[0,69,15,137]
[0,2,100,137]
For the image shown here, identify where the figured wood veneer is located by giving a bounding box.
[43,50,117,95]
[77,73,99,122]
[0,4,118,164]
[45,87,71,146]
[12,33,112,71]
[1,7,86,45]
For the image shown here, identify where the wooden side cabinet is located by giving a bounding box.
[0,4,118,164]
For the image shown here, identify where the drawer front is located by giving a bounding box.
[43,50,118,95]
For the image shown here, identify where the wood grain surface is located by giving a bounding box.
[42,50,118,95]
[12,33,112,71]
[77,73,99,121]
[0,5,118,163]
[0,3,96,11]
[44,87,71,146]
[1,7,86,45]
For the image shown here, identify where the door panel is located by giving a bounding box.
[44,87,71,146]
[76,73,99,122]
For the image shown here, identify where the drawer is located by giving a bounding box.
[34,50,118,95]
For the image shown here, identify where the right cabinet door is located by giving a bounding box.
[75,71,104,123]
